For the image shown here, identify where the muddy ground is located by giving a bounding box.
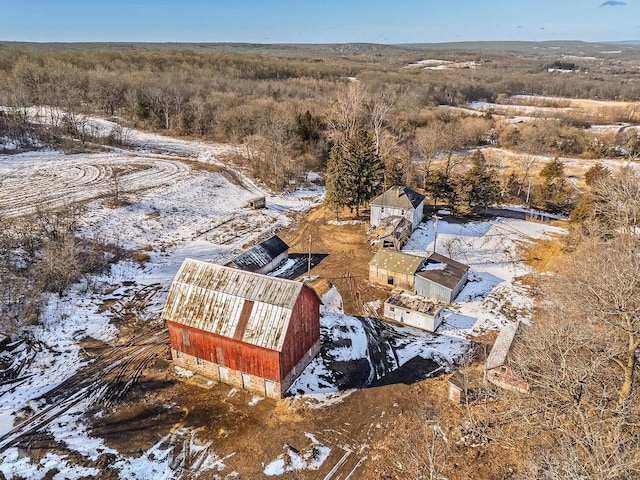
[1,205,520,479]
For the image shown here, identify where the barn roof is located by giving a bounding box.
[369,250,426,275]
[230,235,288,273]
[485,321,521,371]
[161,258,305,352]
[371,186,425,210]
[416,252,469,291]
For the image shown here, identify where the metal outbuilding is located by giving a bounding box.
[384,292,444,332]
[369,250,426,291]
[162,259,320,399]
[229,235,289,275]
[414,252,469,303]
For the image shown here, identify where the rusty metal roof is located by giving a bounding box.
[385,292,442,315]
[416,252,469,290]
[371,186,425,209]
[485,321,521,371]
[369,250,426,275]
[161,258,305,352]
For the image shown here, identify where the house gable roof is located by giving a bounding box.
[371,186,425,210]
[369,250,426,275]
[415,252,470,291]
[230,235,289,273]
[161,259,305,352]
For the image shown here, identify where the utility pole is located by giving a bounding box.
[432,214,442,254]
[307,233,312,278]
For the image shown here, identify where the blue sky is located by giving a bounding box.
[1,0,638,44]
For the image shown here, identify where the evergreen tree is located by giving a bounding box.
[324,129,384,218]
[466,150,502,212]
[538,158,572,213]
[584,162,610,186]
[342,129,384,217]
[324,143,349,220]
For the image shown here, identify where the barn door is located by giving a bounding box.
[265,380,277,398]
[242,373,251,389]
[219,366,229,383]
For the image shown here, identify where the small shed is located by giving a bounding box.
[370,186,425,232]
[376,216,413,251]
[247,196,266,209]
[485,321,529,394]
[369,250,426,291]
[414,252,469,303]
[162,259,321,399]
[384,292,444,332]
[448,371,469,404]
[229,235,289,275]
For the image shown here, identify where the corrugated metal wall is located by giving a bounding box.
[279,286,321,379]
[414,276,453,303]
[167,320,281,381]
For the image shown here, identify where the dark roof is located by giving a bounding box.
[161,259,305,352]
[371,186,425,210]
[231,235,288,273]
[448,371,469,390]
[415,252,469,290]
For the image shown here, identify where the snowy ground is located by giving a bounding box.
[0,110,567,478]
[0,116,323,479]
[404,216,565,332]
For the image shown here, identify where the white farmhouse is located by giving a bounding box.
[370,186,425,232]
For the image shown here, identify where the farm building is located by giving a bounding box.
[370,186,425,232]
[229,235,289,275]
[247,196,266,209]
[384,292,444,332]
[485,321,528,394]
[162,259,321,399]
[374,216,412,251]
[414,252,469,303]
[369,250,426,291]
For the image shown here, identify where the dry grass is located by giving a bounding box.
[520,237,565,272]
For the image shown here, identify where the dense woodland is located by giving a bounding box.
[0,43,639,478]
[1,45,640,200]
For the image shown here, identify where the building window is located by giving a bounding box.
[196,357,203,366]
[387,277,394,286]
[176,350,182,358]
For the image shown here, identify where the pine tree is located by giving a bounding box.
[466,150,501,212]
[325,129,384,218]
[538,158,571,213]
[325,143,350,220]
[342,130,384,217]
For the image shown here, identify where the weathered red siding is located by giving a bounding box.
[167,320,281,381]
[279,286,321,379]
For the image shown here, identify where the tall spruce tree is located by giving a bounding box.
[466,150,501,212]
[324,129,384,218]
[325,143,350,220]
[539,158,571,213]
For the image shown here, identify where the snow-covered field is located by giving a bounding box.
[404,216,565,332]
[0,112,566,478]
[0,116,323,479]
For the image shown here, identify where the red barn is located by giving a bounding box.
[161,258,321,399]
